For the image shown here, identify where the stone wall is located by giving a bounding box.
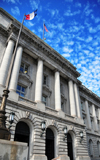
[0,139,28,160]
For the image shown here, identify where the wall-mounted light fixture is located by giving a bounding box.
[40,121,46,137]
[63,127,67,141]
[8,112,15,129]
[79,131,83,143]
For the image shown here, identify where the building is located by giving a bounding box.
[0,8,100,160]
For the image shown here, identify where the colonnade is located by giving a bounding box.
[1,38,99,124]
[85,100,99,131]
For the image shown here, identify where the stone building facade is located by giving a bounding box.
[0,8,100,160]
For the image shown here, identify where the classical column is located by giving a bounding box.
[68,80,76,117]
[9,46,23,91]
[55,71,61,110]
[0,40,15,86]
[35,59,43,102]
[74,83,82,118]
[92,104,98,131]
[85,100,91,129]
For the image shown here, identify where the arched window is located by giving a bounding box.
[97,141,100,157]
[45,128,54,160]
[14,121,30,146]
[89,139,93,157]
[67,133,73,160]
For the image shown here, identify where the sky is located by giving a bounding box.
[0,0,100,97]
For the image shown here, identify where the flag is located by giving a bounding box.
[44,24,48,32]
[25,9,37,20]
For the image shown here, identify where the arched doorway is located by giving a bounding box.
[67,133,73,160]
[46,128,54,160]
[14,121,30,146]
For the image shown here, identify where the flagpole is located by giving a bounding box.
[0,14,25,140]
[43,22,44,40]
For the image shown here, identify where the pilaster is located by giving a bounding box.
[0,39,15,86]
[68,80,76,117]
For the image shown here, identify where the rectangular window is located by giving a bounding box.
[20,62,28,74]
[81,101,83,110]
[16,84,26,97]
[61,102,64,112]
[91,118,93,129]
[60,83,63,94]
[42,96,47,105]
[83,117,86,124]
[43,75,47,85]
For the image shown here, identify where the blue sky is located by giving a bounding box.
[0,0,100,97]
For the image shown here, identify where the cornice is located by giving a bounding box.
[79,84,100,107]
[0,96,85,128]
[0,8,80,79]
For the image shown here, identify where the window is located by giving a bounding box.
[16,84,26,97]
[97,141,100,157]
[95,108,98,118]
[42,96,47,105]
[61,102,64,112]
[81,101,83,110]
[60,83,63,94]
[91,118,94,130]
[20,62,28,74]
[89,105,92,115]
[97,120,100,130]
[43,75,47,85]
[43,75,49,86]
[89,139,93,157]
[83,116,86,124]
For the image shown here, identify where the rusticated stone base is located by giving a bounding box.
[52,155,70,160]
[32,154,47,160]
[76,156,91,160]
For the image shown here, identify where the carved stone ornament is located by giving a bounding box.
[52,120,57,127]
[26,111,30,118]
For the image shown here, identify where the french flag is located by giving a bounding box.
[25,9,37,20]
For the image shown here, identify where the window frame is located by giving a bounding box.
[20,62,29,75]
[16,84,26,97]
[42,95,47,105]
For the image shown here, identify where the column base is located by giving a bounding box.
[74,117,84,124]
[76,156,91,160]
[57,110,65,118]
[31,154,47,160]
[52,155,70,160]
[35,101,45,111]
[9,90,19,101]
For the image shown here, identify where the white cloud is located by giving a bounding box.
[11,6,20,15]
[64,9,80,17]
[89,27,97,33]
[63,47,73,53]
[86,36,93,43]
[57,23,64,30]
[95,17,100,23]
[83,50,89,55]
[62,53,70,57]
[3,0,16,3]
[67,41,74,45]
[29,0,39,10]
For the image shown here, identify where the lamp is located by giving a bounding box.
[40,121,46,137]
[63,127,67,141]
[8,112,15,129]
[79,131,83,143]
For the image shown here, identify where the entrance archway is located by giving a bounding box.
[67,133,73,160]
[46,128,54,160]
[14,121,30,146]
